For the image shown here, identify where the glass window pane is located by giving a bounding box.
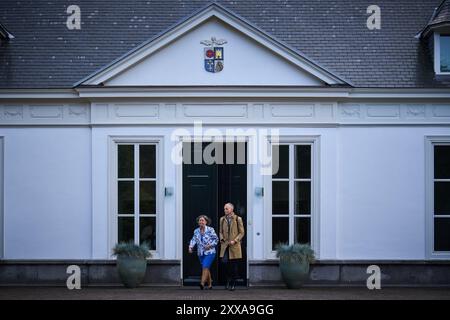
[434,217,450,251]
[295,181,311,215]
[118,181,134,214]
[434,182,450,215]
[272,217,289,250]
[272,145,289,178]
[118,217,134,243]
[295,217,311,244]
[140,145,156,178]
[272,181,289,215]
[118,145,134,178]
[435,146,450,179]
[440,36,450,73]
[140,181,156,214]
[140,217,156,250]
[295,145,311,179]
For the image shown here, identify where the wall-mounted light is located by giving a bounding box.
[255,187,264,197]
[165,187,173,197]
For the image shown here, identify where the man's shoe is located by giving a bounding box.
[229,281,236,291]
[225,280,230,290]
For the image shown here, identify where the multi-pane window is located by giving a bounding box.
[434,145,450,252]
[271,144,312,250]
[117,144,157,250]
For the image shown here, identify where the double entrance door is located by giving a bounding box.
[182,142,247,286]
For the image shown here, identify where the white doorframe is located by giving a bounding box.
[176,135,252,285]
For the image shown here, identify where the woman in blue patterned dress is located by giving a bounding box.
[188,215,219,289]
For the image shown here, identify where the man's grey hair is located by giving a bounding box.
[225,202,234,210]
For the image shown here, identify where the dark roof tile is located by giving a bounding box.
[0,0,446,88]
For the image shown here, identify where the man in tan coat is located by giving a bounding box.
[219,202,245,291]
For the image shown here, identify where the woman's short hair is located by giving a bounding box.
[196,215,211,225]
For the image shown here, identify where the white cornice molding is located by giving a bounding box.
[0,89,79,99]
[1,87,450,100]
[74,87,450,99]
[75,86,351,98]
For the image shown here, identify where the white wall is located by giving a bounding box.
[0,138,3,259]
[89,125,339,261]
[1,128,92,259]
[1,123,449,261]
[337,126,450,260]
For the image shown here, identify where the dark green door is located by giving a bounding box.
[182,142,247,286]
[182,142,218,285]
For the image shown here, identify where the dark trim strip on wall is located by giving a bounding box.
[1,260,450,286]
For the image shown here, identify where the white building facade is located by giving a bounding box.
[0,3,449,286]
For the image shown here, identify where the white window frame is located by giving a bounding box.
[109,136,164,260]
[264,136,320,260]
[434,33,450,75]
[425,136,450,259]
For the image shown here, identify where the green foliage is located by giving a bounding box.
[112,242,152,259]
[275,243,315,264]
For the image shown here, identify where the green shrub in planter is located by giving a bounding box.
[112,242,152,288]
[275,243,315,289]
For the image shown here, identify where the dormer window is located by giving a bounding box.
[434,33,450,75]
[440,35,450,72]
[417,1,450,75]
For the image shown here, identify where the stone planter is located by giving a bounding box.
[116,255,147,288]
[279,258,310,289]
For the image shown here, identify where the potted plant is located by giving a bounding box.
[112,242,151,288]
[275,243,315,289]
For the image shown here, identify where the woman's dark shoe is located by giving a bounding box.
[199,283,204,290]
[206,285,213,290]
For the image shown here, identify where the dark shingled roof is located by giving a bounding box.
[0,0,448,89]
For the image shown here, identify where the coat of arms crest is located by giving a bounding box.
[201,37,227,73]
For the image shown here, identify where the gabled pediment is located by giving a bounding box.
[77,3,349,87]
